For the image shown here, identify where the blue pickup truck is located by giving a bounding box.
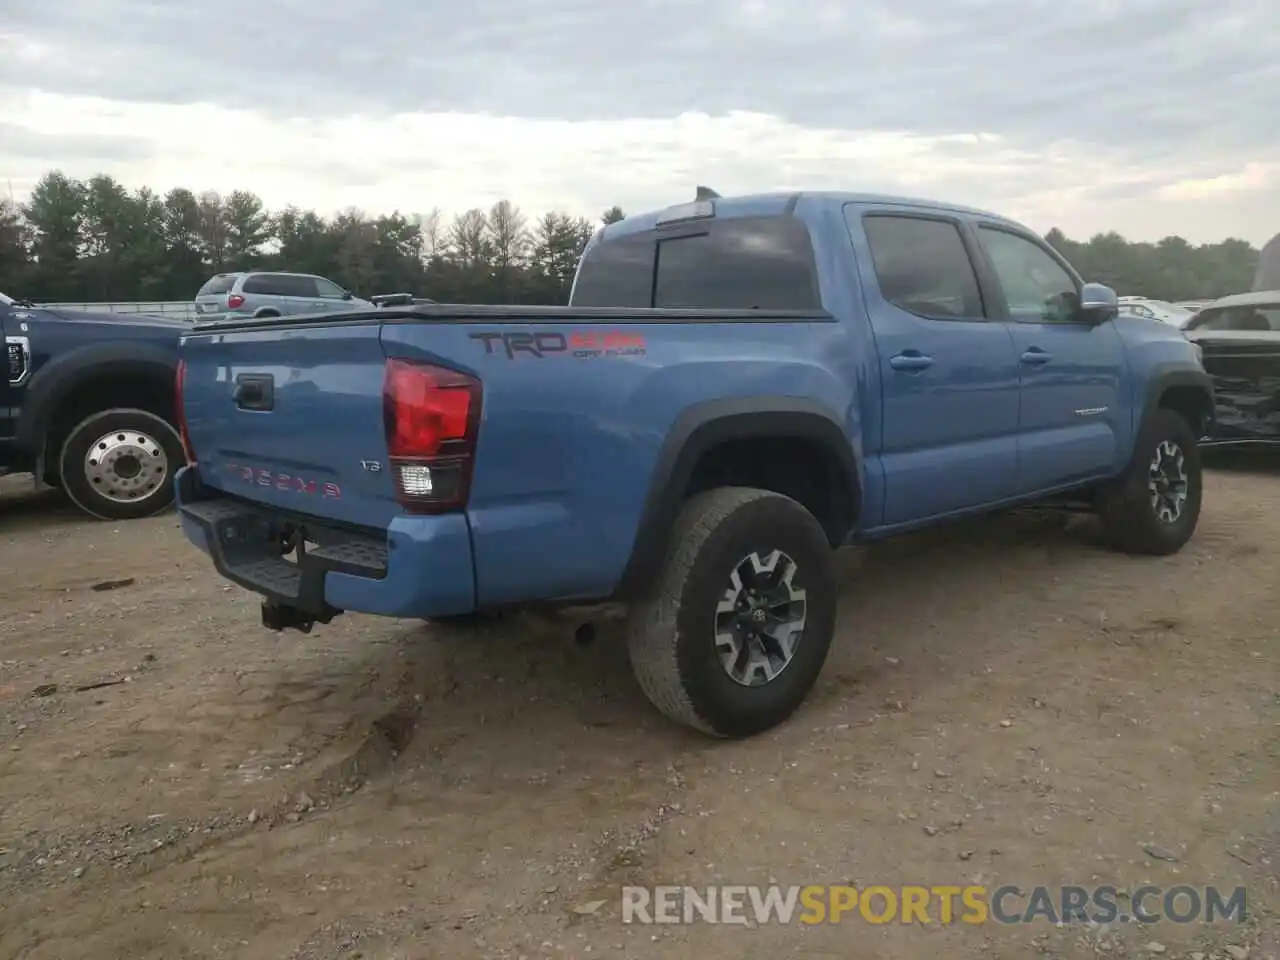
[174,189,1213,738]
[1,291,186,520]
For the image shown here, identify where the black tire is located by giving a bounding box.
[1096,407,1202,555]
[58,408,184,521]
[626,487,838,738]
[254,309,280,318]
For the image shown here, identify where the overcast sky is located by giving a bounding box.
[2,0,1278,244]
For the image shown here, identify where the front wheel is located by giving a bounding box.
[1096,408,1203,555]
[58,408,185,521]
[626,487,838,738]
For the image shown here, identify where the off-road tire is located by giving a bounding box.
[58,408,184,521]
[626,487,838,738]
[1096,407,1202,555]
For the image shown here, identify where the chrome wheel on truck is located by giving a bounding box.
[1097,408,1202,555]
[58,408,185,521]
[1147,439,1189,524]
[626,487,838,738]
[715,549,807,687]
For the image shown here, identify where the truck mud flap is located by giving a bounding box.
[177,472,389,630]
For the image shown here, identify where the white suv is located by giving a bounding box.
[1117,297,1195,327]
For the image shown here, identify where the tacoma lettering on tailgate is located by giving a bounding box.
[225,463,341,498]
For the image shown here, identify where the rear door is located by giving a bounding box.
[972,224,1128,492]
[850,207,1021,525]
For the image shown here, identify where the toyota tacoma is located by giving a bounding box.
[173,189,1214,737]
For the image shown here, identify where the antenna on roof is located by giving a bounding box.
[695,185,721,201]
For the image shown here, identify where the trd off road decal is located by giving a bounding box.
[470,330,647,360]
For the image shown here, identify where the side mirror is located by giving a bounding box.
[1078,282,1118,324]
[341,290,353,301]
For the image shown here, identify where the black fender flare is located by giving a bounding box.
[15,341,179,453]
[614,396,861,598]
[1141,364,1215,437]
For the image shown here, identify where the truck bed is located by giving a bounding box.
[177,300,847,614]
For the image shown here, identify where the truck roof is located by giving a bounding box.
[600,190,1020,241]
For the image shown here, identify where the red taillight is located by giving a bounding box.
[174,358,196,464]
[382,358,482,512]
[226,293,245,310]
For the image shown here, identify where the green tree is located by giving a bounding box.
[529,211,594,304]
[0,198,32,296]
[1,167,1267,306]
[23,171,86,300]
[161,187,208,298]
[222,190,272,266]
[195,192,229,273]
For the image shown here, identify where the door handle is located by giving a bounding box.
[1020,349,1052,365]
[888,352,934,371]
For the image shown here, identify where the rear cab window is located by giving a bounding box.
[859,214,986,320]
[196,275,237,297]
[570,215,822,310]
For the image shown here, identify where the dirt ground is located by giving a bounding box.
[0,461,1277,960]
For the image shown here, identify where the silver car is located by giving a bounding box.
[194,271,374,319]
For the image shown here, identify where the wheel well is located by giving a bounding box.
[683,436,858,546]
[255,308,280,317]
[1159,385,1213,438]
[42,373,176,480]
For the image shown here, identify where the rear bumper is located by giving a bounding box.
[174,465,476,624]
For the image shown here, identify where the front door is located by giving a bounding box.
[313,277,352,313]
[972,224,1129,493]
[850,208,1022,526]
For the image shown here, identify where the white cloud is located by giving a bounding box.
[1157,162,1278,202]
[1,88,1277,245]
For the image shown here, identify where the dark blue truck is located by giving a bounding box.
[1,292,186,520]
[174,190,1213,737]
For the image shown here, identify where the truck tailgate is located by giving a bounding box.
[181,323,399,529]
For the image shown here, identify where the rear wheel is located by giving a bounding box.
[58,408,184,521]
[626,487,838,738]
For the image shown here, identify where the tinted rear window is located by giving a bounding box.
[242,273,318,297]
[197,275,237,296]
[571,216,821,310]
[862,215,985,319]
[570,236,655,308]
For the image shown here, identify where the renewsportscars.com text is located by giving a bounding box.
[621,884,1247,926]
